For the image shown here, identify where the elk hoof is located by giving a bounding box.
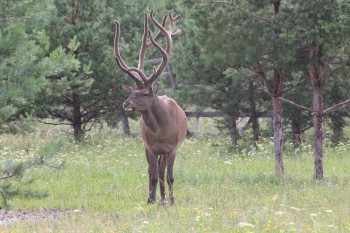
[147,198,155,204]
[158,198,167,206]
[170,197,175,205]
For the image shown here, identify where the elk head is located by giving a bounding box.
[114,11,181,112]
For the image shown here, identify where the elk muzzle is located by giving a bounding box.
[123,100,134,111]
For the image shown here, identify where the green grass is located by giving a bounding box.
[1,124,350,232]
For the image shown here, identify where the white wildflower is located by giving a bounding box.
[237,222,255,228]
[290,207,301,212]
[224,160,233,165]
[275,210,284,215]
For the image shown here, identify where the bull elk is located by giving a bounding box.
[114,11,187,204]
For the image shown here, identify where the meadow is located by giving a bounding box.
[1,119,350,232]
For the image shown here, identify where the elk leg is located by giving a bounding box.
[145,148,152,202]
[166,151,176,205]
[146,148,158,204]
[158,155,167,204]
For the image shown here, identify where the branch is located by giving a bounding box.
[37,119,72,126]
[279,97,313,114]
[283,78,309,94]
[323,98,350,115]
[0,173,14,180]
[212,0,233,5]
[62,93,73,102]
[251,63,274,95]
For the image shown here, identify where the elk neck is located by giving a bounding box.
[139,96,165,134]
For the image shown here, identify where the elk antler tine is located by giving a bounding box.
[138,12,149,70]
[150,12,168,43]
[147,30,169,85]
[161,13,167,26]
[172,29,182,37]
[168,11,181,36]
[168,11,181,21]
[150,11,170,43]
[148,31,168,64]
[114,20,143,84]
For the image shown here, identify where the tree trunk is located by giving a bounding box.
[291,120,301,149]
[256,65,284,176]
[167,63,178,90]
[329,113,344,146]
[309,40,324,180]
[121,115,130,136]
[228,113,238,148]
[72,93,83,142]
[249,81,260,143]
[272,96,284,175]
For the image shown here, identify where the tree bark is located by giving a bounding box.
[249,81,260,143]
[72,93,83,142]
[272,96,284,175]
[121,115,131,136]
[329,113,343,145]
[291,120,301,149]
[228,113,238,148]
[309,40,324,180]
[255,65,284,176]
[167,63,179,90]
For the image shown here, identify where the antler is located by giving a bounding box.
[114,10,181,87]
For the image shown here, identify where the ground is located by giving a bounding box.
[0,209,79,225]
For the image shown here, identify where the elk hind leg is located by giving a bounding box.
[166,151,176,205]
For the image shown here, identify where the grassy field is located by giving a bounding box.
[1,120,350,232]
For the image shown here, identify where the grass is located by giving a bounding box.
[1,122,350,232]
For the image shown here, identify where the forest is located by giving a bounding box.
[1,0,350,231]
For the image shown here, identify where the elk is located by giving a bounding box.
[114,11,187,205]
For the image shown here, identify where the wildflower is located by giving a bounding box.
[290,207,301,212]
[272,194,279,202]
[237,222,254,228]
[224,160,233,165]
[323,209,334,213]
[275,210,284,215]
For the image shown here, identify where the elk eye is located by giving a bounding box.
[142,93,149,97]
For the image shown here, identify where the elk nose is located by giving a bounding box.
[123,100,134,111]
[123,101,129,109]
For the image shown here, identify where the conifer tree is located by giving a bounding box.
[0,0,79,133]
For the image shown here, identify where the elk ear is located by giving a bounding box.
[122,85,134,94]
[151,84,158,94]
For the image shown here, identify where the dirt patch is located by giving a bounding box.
[0,209,81,225]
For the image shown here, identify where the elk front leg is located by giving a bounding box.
[166,150,176,205]
[146,148,158,204]
[158,155,167,204]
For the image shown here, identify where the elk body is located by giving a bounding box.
[114,11,187,204]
